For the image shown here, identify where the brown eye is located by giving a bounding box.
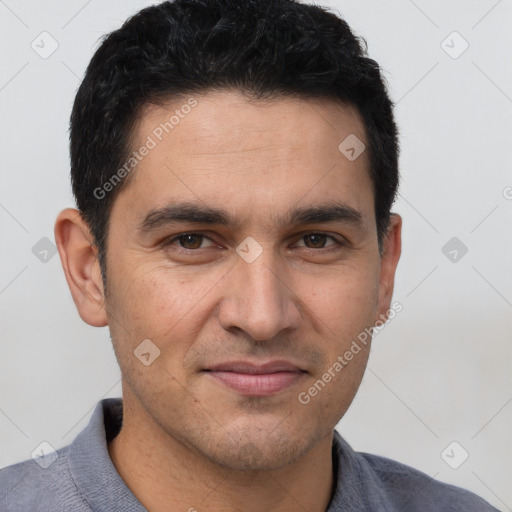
[177,233,204,249]
[161,232,220,254]
[303,234,329,249]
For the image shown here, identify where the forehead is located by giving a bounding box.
[137,90,367,158]
[113,89,374,231]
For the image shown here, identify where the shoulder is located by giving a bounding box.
[0,445,90,512]
[359,450,499,511]
[330,430,499,511]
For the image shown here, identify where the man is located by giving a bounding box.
[0,0,499,510]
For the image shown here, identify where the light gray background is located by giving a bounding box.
[1,0,511,510]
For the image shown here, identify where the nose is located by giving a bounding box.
[217,251,302,341]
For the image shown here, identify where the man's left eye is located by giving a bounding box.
[295,233,341,249]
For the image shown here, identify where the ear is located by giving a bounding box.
[375,213,402,322]
[54,208,108,327]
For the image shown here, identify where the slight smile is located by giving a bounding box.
[203,360,308,396]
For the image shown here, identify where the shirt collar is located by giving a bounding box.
[68,398,146,512]
[328,429,391,511]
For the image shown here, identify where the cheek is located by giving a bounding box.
[297,273,376,421]
[303,265,380,330]
[106,267,206,396]
[111,265,224,357]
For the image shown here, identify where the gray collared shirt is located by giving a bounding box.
[0,398,499,511]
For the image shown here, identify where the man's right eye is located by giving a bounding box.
[162,233,217,250]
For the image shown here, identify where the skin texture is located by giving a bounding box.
[55,90,402,512]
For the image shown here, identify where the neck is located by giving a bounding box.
[108,394,335,512]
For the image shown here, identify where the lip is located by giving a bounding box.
[203,360,307,396]
[206,360,305,374]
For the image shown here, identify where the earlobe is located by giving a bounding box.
[375,213,402,322]
[54,208,108,327]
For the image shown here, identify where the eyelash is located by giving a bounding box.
[161,232,346,253]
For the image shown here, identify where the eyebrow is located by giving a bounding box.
[136,200,364,233]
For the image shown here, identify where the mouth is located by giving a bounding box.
[202,360,307,396]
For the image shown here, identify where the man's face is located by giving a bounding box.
[101,90,399,471]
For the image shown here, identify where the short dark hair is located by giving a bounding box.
[70,0,400,288]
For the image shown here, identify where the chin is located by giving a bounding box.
[199,424,317,472]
